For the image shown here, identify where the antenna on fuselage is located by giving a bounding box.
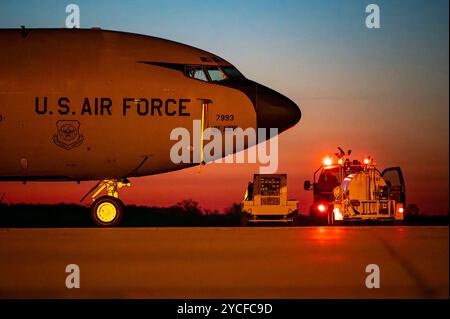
[20,26,30,38]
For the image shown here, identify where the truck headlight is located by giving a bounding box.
[333,207,343,221]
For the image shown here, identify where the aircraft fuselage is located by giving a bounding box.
[0,28,300,181]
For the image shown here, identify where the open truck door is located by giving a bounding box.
[382,167,406,207]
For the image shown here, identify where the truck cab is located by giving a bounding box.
[241,174,299,226]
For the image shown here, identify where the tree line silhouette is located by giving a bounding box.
[0,201,447,227]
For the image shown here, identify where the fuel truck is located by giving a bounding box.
[304,148,406,225]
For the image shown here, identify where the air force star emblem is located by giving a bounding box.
[53,120,84,150]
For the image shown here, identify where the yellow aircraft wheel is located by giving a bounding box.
[91,196,124,227]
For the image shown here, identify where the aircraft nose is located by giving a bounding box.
[215,79,301,133]
[256,84,301,133]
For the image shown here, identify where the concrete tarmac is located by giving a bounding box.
[0,226,448,298]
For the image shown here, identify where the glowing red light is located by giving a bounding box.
[323,157,333,166]
[317,204,326,213]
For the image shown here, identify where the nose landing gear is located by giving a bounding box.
[82,178,130,227]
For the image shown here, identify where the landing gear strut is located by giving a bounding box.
[82,178,130,227]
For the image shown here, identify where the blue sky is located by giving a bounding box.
[1,0,448,99]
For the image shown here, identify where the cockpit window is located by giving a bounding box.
[185,66,208,82]
[185,65,245,82]
[221,66,245,80]
[206,67,227,82]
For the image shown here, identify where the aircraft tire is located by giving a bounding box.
[91,196,124,227]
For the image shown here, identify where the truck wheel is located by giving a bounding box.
[327,210,334,225]
[291,212,299,226]
[310,210,327,226]
[240,213,249,227]
[91,196,124,227]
